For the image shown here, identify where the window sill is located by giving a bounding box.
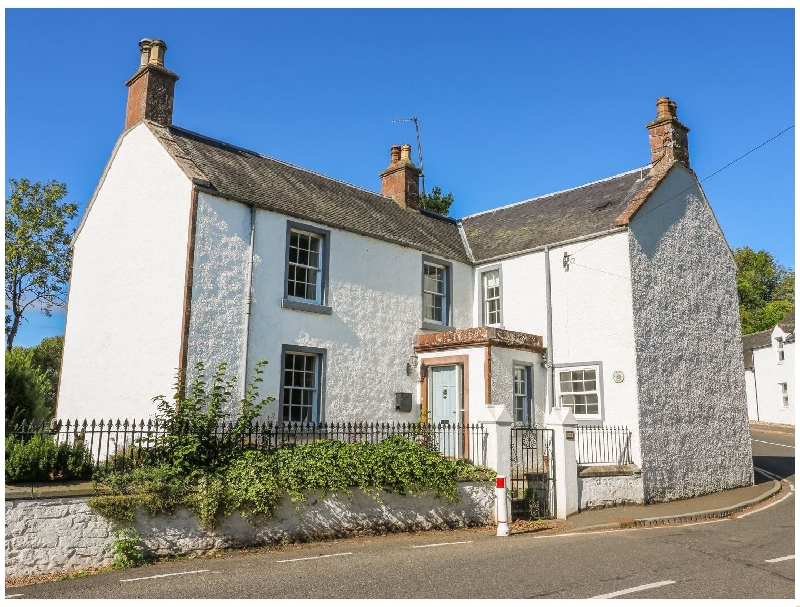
[421,321,456,332]
[281,299,332,315]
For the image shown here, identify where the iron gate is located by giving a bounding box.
[510,425,555,519]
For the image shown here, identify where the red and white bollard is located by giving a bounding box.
[496,475,509,537]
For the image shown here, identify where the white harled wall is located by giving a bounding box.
[186,194,473,421]
[473,231,642,465]
[628,166,753,501]
[58,125,192,422]
[748,331,794,425]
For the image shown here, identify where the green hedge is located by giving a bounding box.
[5,435,94,483]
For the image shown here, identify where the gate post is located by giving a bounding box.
[546,407,578,519]
[478,404,513,481]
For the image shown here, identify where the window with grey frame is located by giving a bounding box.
[281,349,323,422]
[780,382,789,408]
[423,260,449,326]
[287,230,323,303]
[558,366,600,417]
[513,364,532,424]
[482,269,502,326]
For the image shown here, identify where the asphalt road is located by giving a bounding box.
[8,425,795,600]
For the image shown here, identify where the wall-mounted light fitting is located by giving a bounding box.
[406,353,419,376]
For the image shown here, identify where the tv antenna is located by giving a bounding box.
[390,116,425,195]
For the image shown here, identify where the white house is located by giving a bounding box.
[58,39,753,504]
[743,312,794,425]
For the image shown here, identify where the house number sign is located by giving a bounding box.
[613,371,625,383]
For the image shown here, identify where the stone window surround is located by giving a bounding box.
[279,344,327,423]
[281,220,332,315]
[479,263,504,328]
[421,255,454,331]
[554,361,604,421]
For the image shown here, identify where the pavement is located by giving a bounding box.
[552,469,784,533]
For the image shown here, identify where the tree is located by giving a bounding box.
[5,347,53,428]
[5,179,77,350]
[419,186,454,216]
[29,335,64,415]
[734,246,795,335]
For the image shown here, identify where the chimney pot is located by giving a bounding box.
[400,144,412,161]
[149,39,167,67]
[138,39,153,68]
[390,145,401,163]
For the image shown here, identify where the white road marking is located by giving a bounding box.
[5,594,25,598]
[752,439,794,449]
[590,580,676,599]
[765,555,794,563]
[120,569,211,583]
[738,467,794,519]
[411,541,473,549]
[276,552,353,563]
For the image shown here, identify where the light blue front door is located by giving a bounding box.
[430,365,461,457]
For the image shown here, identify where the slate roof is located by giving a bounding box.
[460,169,650,263]
[742,329,773,369]
[146,123,471,264]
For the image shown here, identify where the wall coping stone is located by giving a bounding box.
[5,480,109,500]
[578,464,642,478]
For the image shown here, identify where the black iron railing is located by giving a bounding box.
[575,425,633,465]
[6,419,488,473]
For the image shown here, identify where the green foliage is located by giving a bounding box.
[734,247,795,334]
[5,348,53,428]
[5,178,78,350]
[419,186,454,216]
[28,335,64,414]
[5,434,93,483]
[146,360,273,476]
[111,528,145,570]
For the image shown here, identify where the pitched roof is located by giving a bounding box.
[146,122,471,264]
[460,168,650,263]
[742,329,774,369]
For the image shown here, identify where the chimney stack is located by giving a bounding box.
[379,143,422,210]
[646,96,690,172]
[125,38,179,130]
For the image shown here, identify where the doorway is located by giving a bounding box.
[429,364,463,457]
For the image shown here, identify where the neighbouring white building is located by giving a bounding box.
[58,39,753,504]
[743,312,795,425]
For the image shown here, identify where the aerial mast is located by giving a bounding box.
[390,116,425,196]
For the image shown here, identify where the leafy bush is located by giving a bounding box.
[5,348,52,429]
[111,528,145,569]
[5,434,93,483]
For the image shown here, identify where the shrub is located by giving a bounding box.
[5,434,93,483]
[5,348,52,429]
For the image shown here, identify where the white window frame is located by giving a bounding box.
[777,338,785,363]
[280,345,326,423]
[282,221,332,315]
[555,362,603,420]
[513,364,533,424]
[779,382,789,409]
[482,267,502,327]
[421,255,453,330]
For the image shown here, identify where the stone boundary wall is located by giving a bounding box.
[5,483,495,579]
[578,465,644,510]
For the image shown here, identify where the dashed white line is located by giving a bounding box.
[411,541,473,549]
[752,439,794,449]
[765,555,794,563]
[276,552,353,563]
[120,569,211,582]
[590,580,676,599]
[5,594,25,598]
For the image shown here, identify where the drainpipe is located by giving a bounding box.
[241,205,256,399]
[544,246,555,412]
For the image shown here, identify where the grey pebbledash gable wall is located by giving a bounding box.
[627,166,753,502]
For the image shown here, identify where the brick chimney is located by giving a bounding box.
[646,97,690,172]
[125,39,180,130]
[379,143,421,210]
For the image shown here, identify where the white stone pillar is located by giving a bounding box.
[546,407,578,519]
[478,405,513,480]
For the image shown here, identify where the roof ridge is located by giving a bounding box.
[168,124,408,206]
[461,166,651,220]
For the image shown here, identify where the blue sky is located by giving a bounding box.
[5,8,795,348]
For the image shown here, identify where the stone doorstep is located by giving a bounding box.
[578,464,642,478]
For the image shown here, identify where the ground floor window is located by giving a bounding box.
[780,382,789,409]
[281,348,324,422]
[557,364,601,418]
[513,365,532,424]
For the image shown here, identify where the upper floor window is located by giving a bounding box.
[780,382,789,409]
[557,364,601,419]
[422,256,453,330]
[482,269,502,326]
[282,221,331,315]
[777,338,785,363]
